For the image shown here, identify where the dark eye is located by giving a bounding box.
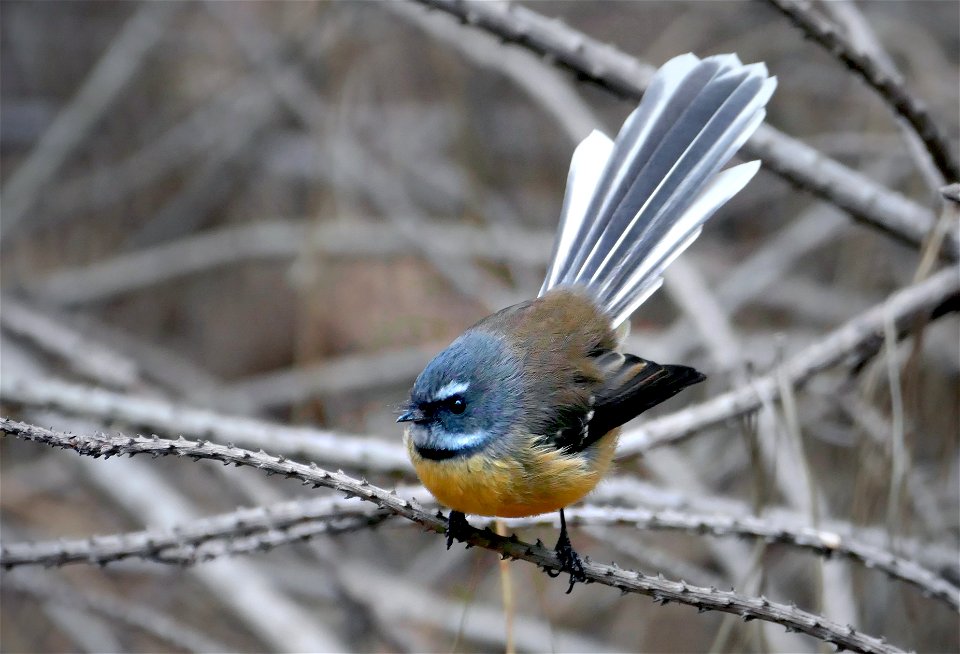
[447,395,466,415]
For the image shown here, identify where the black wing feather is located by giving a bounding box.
[549,355,704,454]
[587,355,704,442]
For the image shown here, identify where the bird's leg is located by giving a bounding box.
[549,508,586,593]
[445,510,470,549]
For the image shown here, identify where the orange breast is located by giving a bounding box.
[405,428,619,517]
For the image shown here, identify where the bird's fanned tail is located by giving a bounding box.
[541,53,777,328]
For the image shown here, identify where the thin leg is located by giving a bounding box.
[552,508,586,593]
[445,510,470,550]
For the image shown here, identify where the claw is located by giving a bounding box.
[553,509,587,593]
[445,510,470,549]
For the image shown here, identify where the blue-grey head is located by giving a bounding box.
[398,329,523,460]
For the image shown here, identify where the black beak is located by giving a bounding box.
[397,409,425,423]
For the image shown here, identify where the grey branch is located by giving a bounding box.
[762,0,959,183]
[618,265,960,455]
[0,418,907,654]
[0,297,141,388]
[0,375,411,472]
[218,342,445,413]
[404,0,958,259]
[498,507,960,611]
[32,220,552,306]
[4,570,228,653]
[592,475,960,572]
[0,494,391,568]
[5,489,955,611]
[0,2,181,240]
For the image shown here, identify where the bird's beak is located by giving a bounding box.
[397,409,425,423]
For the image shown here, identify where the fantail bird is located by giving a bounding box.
[398,53,776,588]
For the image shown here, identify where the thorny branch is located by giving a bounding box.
[1,495,393,568]
[4,489,956,611]
[405,0,959,259]
[0,375,411,472]
[0,418,908,654]
[502,507,960,611]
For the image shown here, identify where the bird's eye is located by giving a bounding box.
[447,395,466,415]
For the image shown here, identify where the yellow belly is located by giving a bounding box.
[405,429,619,517]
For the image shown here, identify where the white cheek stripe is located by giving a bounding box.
[435,380,469,400]
[441,430,488,451]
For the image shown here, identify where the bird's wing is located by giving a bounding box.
[588,354,704,439]
[548,354,704,455]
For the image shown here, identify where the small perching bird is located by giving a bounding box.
[399,53,776,590]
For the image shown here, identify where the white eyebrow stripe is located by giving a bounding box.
[435,380,469,400]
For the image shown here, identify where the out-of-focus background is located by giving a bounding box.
[1,1,957,652]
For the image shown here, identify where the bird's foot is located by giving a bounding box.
[546,509,587,593]
[445,510,470,549]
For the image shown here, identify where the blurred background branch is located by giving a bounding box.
[762,0,958,184]
[2,1,957,652]
[407,0,959,259]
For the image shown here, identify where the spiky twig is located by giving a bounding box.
[0,495,391,567]
[0,418,908,654]
[502,507,960,610]
[5,493,955,611]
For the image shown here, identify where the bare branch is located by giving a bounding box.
[820,0,944,191]
[762,0,959,183]
[4,571,229,653]
[0,2,181,241]
[619,265,960,455]
[0,494,391,568]
[6,491,955,610]
[593,475,960,573]
[498,507,960,611]
[0,375,411,472]
[0,418,909,654]
[0,297,141,388]
[31,220,551,306]
[403,0,958,259]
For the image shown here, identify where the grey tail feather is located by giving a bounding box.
[540,53,777,327]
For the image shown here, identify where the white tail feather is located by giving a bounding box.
[541,130,614,293]
[540,53,776,328]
